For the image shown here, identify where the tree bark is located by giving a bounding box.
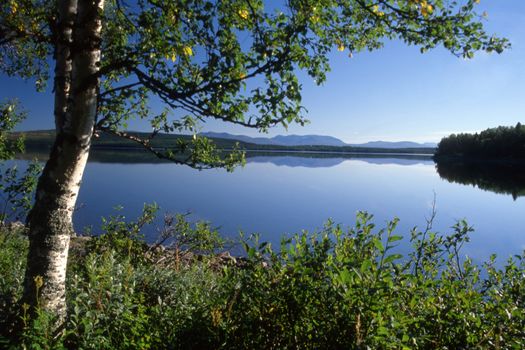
[22,0,104,323]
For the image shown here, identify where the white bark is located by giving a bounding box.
[23,0,105,322]
[53,0,77,132]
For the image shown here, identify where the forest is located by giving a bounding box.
[435,123,525,160]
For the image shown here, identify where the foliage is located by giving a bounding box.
[154,212,227,258]
[0,100,26,160]
[0,100,41,224]
[0,226,27,343]
[85,205,226,268]
[0,210,523,349]
[435,123,525,159]
[1,0,508,168]
[0,162,41,223]
[84,204,159,264]
[222,215,524,349]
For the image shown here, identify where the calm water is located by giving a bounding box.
[13,152,525,263]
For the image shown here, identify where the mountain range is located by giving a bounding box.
[201,132,437,149]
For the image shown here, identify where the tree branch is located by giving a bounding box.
[98,127,217,170]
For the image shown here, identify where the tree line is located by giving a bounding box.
[435,123,525,160]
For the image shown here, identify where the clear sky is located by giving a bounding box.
[1,1,524,143]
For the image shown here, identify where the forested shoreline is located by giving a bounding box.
[435,123,525,160]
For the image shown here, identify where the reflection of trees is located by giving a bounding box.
[19,148,434,167]
[435,160,525,200]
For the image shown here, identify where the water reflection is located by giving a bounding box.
[20,148,434,167]
[20,148,525,199]
[247,152,433,168]
[9,150,525,262]
[435,160,525,200]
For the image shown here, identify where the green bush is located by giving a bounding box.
[0,227,28,343]
[0,209,523,349]
[220,215,524,349]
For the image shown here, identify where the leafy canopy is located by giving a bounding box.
[0,0,508,167]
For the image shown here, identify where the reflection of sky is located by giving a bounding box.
[58,156,525,265]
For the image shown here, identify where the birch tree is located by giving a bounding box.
[0,0,508,322]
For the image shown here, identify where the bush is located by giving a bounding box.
[0,227,28,343]
[0,209,523,349]
[218,214,524,349]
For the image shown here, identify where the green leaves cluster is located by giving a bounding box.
[0,1,52,88]
[0,225,27,345]
[0,100,26,161]
[0,162,41,223]
[0,100,41,224]
[223,213,524,349]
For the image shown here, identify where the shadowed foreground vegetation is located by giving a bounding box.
[1,206,523,349]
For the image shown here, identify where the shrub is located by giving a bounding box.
[0,227,28,342]
[218,213,524,349]
[0,210,523,349]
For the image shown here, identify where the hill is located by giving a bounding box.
[200,132,347,146]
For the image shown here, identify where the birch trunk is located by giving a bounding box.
[22,0,104,322]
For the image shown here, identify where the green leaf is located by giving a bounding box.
[388,235,403,243]
[360,259,373,273]
[384,254,403,264]
[373,238,385,253]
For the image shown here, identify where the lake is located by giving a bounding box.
[12,151,525,263]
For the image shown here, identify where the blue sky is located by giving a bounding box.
[1,1,524,143]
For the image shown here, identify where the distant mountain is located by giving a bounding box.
[201,132,436,148]
[199,132,281,145]
[351,141,437,149]
[200,132,346,146]
[271,134,347,146]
